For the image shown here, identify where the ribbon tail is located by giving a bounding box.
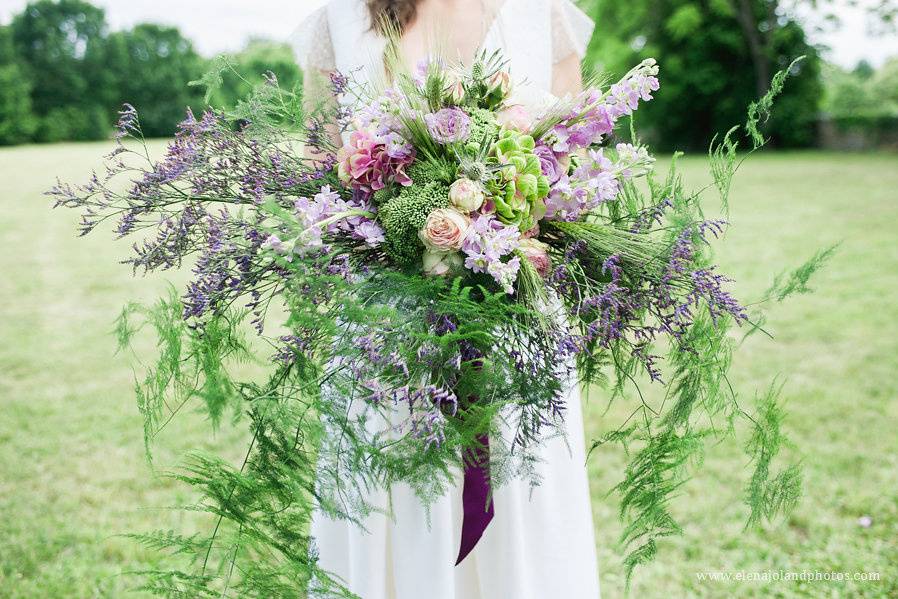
[456,433,494,566]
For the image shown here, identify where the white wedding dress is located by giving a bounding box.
[291,2,600,597]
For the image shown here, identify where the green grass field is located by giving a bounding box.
[1,143,896,598]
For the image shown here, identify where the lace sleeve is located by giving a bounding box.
[290,7,336,74]
[551,0,596,64]
[291,7,338,112]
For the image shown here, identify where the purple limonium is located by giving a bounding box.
[330,70,350,96]
[425,107,471,144]
[462,214,522,293]
[114,103,139,141]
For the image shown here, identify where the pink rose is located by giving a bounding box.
[518,239,551,278]
[496,105,532,133]
[488,70,513,98]
[419,208,470,253]
[423,250,463,276]
[446,73,466,105]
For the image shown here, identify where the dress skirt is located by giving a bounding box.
[310,383,601,599]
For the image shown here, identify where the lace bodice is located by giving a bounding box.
[291,0,594,110]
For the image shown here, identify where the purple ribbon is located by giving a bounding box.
[455,433,494,565]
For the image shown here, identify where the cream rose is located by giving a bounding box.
[423,250,463,277]
[419,208,470,253]
[448,178,485,213]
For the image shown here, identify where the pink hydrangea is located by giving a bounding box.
[337,129,415,192]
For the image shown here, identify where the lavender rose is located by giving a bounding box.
[449,178,485,212]
[419,208,471,252]
[425,108,471,144]
[534,144,562,184]
[423,250,463,276]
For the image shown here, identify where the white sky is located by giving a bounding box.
[0,0,895,68]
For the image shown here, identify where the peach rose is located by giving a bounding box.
[419,208,470,253]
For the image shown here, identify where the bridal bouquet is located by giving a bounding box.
[51,49,824,597]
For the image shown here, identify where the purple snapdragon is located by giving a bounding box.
[264,185,384,257]
[462,215,522,293]
[546,59,660,153]
[544,144,654,221]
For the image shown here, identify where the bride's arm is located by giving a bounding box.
[550,0,593,98]
[292,8,343,159]
[552,53,584,97]
[302,69,344,160]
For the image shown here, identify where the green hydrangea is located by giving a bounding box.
[486,129,550,232]
[379,181,449,265]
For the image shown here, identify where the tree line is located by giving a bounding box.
[583,0,897,150]
[0,0,301,145]
[1,0,895,149]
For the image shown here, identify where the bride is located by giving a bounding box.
[292,1,600,597]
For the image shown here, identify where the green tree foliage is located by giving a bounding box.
[822,58,898,118]
[207,39,303,111]
[871,58,898,109]
[101,24,207,137]
[10,0,110,141]
[0,26,37,145]
[2,1,213,143]
[586,0,823,149]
